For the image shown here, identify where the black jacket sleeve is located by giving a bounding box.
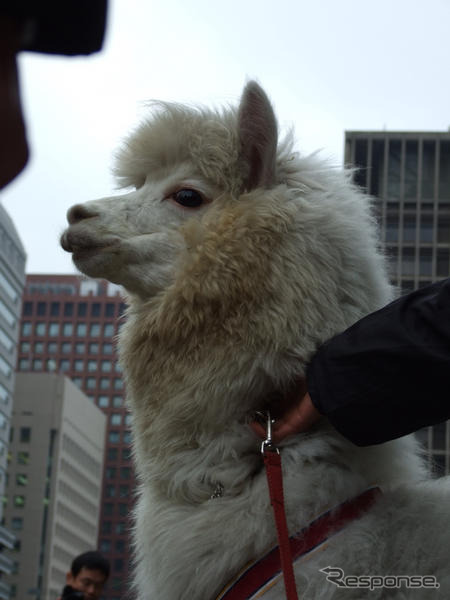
[306,278,450,446]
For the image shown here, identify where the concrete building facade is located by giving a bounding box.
[345,130,450,475]
[4,373,106,600]
[0,204,27,599]
[17,275,131,599]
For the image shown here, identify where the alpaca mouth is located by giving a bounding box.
[60,230,120,256]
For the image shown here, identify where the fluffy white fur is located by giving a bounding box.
[61,82,450,599]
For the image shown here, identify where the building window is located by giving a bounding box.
[0,271,19,303]
[105,467,116,479]
[59,360,70,372]
[123,431,132,444]
[73,359,83,372]
[33,359,43,371]
[119,485,129,498]
[107,448,118,461]
[63,322,73,336]
[76,323,87,337]
[17,451,29,465]
[100,540,111,553]
[114,558,124,572]
[402,214,416,243]
[103,343,113,355]
[91,303,101,317]
[19,427,31,443]
[401,248,415,276]
[18,359,30,371]
[34,341,44,354]
[37,302,46,316]
[437,214,450,243]
[100,378,110,390]
[16,474,28,486]
[87,360,98,372]
[50,302,60,316]
[22,302,32,316]
[120,467,131,479]
[72,377,82,389]
[98,396,109,408]
[385,214,399,243]
[0,383,8,404]
[439,141,450,200]
[101,360,112,373]
[420,214,434,243]
[47,342,58,353]
[419,248,432,277]
[61,342,72,354]
[105,303,115,317]
[20,341,30,353]
[105,485,116,497]
[21,322,32,336]
[109,431,120,443]
[77,303,87,316]
[110,414,122,426]
[124,414,132,426]
[90,323,101,337]
[0,356,11,378]
[13,495,25,508]
[422,140,436,199]
[104,502,113,515]
[35,322,46,336]
[0,327,14,352]
[75,342,85,354]
[11,517,23,531]
[114,378,123,390]
[48,322,59,337]
[115,539,125,553]
[0,300,15,327]
[122,448,131,461]
[89,343,99,354]
[104,324,115,338]
[115,522,126,534]
[437,249,450,276]
[64,302,74,316]
[112,396,123,408]
[86,377,96,390]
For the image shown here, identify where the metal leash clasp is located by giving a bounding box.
[257,410,280,455]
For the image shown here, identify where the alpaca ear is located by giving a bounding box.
[237,81,278,191]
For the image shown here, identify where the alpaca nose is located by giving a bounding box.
[67,203,99,225]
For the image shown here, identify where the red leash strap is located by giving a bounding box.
[263,447,299,600]
[261,411,299,600]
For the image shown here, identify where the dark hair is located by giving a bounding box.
[71,551,110,579]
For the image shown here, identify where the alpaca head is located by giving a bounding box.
[61,82,279,298]
[61,81,390,357]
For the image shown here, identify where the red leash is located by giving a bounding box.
[215,412,382,600]
[262,412,299,600]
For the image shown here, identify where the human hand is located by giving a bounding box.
[250,389,321,444]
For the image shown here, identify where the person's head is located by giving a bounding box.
[66,551,110,600]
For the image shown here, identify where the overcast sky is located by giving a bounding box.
[2,0,449,274]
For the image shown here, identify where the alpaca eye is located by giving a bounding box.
[172,189,204,208]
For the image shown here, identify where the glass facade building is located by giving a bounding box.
[0,205,27,600]
[345,130,450,475]
[17,275,132,600]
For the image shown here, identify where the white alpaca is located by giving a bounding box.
[61,82,450,599]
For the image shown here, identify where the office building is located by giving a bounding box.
[4,373,106,600]
[0,204,27,599]
[17,275,132,599]
[345,130,450,475]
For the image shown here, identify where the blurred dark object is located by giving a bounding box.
[1,0,108,55]
[61,585,85,600]
[0,0,108,189]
